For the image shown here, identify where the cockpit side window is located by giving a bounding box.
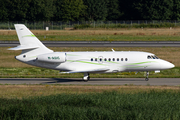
[154,55,159,59]
[147,55,159,59]
[151,55,155,59]
[147,55,152,59]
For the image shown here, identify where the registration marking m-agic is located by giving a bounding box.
[9,24,175,81]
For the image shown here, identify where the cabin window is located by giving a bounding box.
[125,58,128,61]
[95,58,97,61]
[99,58,102,61]
[108,58,111,61]
[91,58,93,61]
[113,58,115,61]
[121,58,123,61]
[23,55,26,58]
[117,58,119,61]
[104,58,107,61]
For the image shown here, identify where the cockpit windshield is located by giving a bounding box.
[154,56,159,59]
[147,55,159,59]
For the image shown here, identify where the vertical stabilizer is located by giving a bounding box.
[8,24,53,63]
[9,24,53,53]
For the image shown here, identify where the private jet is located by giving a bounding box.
[9,24,175,81]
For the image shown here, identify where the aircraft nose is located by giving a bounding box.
[160,60,175,70]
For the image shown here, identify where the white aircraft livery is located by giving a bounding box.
[9,24,175,81]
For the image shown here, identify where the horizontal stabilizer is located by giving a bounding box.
[8,45,39,50]
[60,68,109,74]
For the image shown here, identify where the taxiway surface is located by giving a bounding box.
[0,78,180,86]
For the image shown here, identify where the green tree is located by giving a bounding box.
[134,0,174,20]
[6,0,30,21]
[106,0,123,20]
[172,0,180,20]
[83,0,109,21]
[53,0,86,21]
[27,0,55,21]
[0,0,8,21]
[118,0,141,20]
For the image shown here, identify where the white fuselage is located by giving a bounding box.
[15,51,174,73]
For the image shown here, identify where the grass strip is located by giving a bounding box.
[1,28,180,41]
[0,67,180,78]
[1,90,180,119]
[1,85,180,98]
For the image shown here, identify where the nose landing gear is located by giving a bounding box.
[145,71,149,81]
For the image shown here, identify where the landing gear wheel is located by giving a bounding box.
[84,77,90,82]
[83,73,90,82]
[145,71,149,81]
[145,78,149,81]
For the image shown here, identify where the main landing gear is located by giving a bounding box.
[145,71,149,81]
[83,73,90,82]
[82,72,149,82]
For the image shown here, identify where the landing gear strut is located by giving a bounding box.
[83,73,90,82]
[145,71,149,81]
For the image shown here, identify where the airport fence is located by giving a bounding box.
[0,20,180,30]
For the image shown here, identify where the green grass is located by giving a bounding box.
[1,91,180,119]
[0,67,179,78]
[1,34,180,41]
[37,35,180,41]
[1,28,180,41]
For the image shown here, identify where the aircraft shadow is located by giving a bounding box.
[45,78,83,84]
[44,78,145,84]
[0,78,145,84]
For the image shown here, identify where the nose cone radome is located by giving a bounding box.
[160,60,175,70]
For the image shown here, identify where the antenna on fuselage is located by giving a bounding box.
[111,49,115,52]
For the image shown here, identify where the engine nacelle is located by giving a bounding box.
[37,52,66,63]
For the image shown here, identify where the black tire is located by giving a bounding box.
[145,78,149,81]
[84,77,90,82]
[84,79,88,82]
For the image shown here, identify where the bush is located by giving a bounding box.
[74,24,91,29]
[73,22,176,29]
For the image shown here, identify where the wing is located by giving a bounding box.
[60,68,109,74]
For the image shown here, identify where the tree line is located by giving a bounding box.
[0,0,180,22]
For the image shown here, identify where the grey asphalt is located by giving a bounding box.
[0,78,180,86]
[2,41,180,47]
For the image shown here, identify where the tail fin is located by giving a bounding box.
[9,24,53,53]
